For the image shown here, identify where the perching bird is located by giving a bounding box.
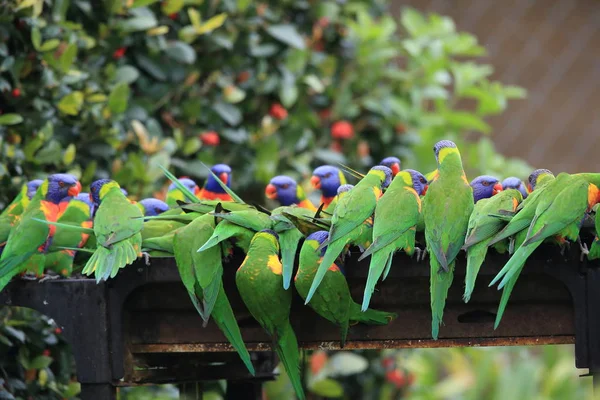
[358,169,428,311]
[198,164,233,201]
[82,179,144,282]
[304,166,392,304]
[502,177,528,199]
[380,157,401,177]
[265,175,316,210]
[0,179,43,255]
[0,174,81,291]
[236,230,305,400]
[311,165,347,209]
[295,231,396,347]
[588,207,600,260]
[462,189,523,302]
[166,178,200,207]
[470,175,503,203]
[138,198,170,217]
[423,140,473,339]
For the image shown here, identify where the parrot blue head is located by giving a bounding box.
[139,198,170,217]
[311,165,346,198]
[205,164,232,193]
[337,184,354,195]
[404,169,428,196]
[266,175,300,206]
[46,174,81,204]
[26,179,43,199]
[168,178,200,194]
[307,231,330,256]
[370,165,393,189]
[89,179,113,205]
[380,157,401,177]
[502,177,528,199]
[470,175,502,203]
[433,140,458,164]
[527,169,554,192]
[75,192,95,209]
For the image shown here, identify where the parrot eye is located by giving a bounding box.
[481,181,490,186]
[58,181,66,188]
[154,207,162,214]
[281,183,289,189]
[324,173,332,178]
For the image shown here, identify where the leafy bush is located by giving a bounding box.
[1,0,527,208]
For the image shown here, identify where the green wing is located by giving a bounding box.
[94,189,143,246]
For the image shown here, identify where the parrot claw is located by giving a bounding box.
[38,274,61,283]
[418,248,428,262]
[142,252,151,266]
[508,237,515,254]
[20,273,38,281]
[578,238,589,261]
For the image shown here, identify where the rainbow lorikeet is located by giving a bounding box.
[236,230,305,400]
[588,206,600,260]
[295,231,397,347]
[358,169,428,311]
[470,175,503,203]
[304,166,392,304]
[424,140,473,339]
[0,174,81,291]
[166,178,200,208]
[197,164,233,202]
[310,165,347,209]
[380,156,401,177]
[265,175,316,211]
[502,177,528,199]
[0,179,43,255]
[82,179,144,282]
[137,198,169,218]
[491,174,600,328]
[462,189,523,302]
[172,214,255,375]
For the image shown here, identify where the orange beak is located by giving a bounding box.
[219,172,229,185]
[310,175,321,189]
[492,182,503,196]
[421,185,428,196]
[265,183,278,199]
[194,186,201,195]
[526,183,533,193]
[89,193,94,203]
[391,163,400,177]
[68,181,82,197]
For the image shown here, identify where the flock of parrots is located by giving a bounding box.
[2,140,600,399]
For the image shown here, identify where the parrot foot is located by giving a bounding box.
[578,238,589,261]
[38,274,61,283]
[418,248,428,262]
[142,252,151,266]
[20,274,38,281]
[508,237,515,254]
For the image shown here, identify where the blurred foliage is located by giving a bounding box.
[0,307,80,400]
[0,0,528,208]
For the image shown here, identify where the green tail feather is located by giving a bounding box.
[31,218,94,234]
[431,257,454,340]
[496,242,539,289]
[83,238,140,283]
[381,250,395,281]
[201,274,222,324]
[494,264,525,329]
[351,302,396,324]
[463,241,489,303]
[305,239,346,304]
[276,323,305,400]
[211,282,255,375]
[0,252,36,292]
[143,233,176,253]
[159,165,199,203]
[488,219,530,247]
[362,248,393,311]
[278,229,303,290]
[197,223,243,253]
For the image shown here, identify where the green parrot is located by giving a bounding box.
[588,205,600,260]
[491,175,600,328]
[423,140,473,340]
[295,231,396,347]
[462,189,523,302]
[172,215,255,375]
[166,178,200,208]
[82,179,144,282]
[0,179,43,256]
[0,174,81,291]
[304,166,393,304]
[236,230,305,400]
[358,169,428,311]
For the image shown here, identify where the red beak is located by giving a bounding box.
[265,184,278,199]
[219,172,229,185]
[68,181,82,197]
[391,163,400,177]
[421,185,429,196]
[310,175,321,189]
[194,186,201,195]
[492,182,503,196]
[526,183,533,193]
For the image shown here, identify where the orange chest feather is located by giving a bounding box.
[321,196,334,208]
[512,198,520,211]
[198,189,232,201]
[373,187,382,199]
[298,199,317,211]
[40,201,60,237]
[588,184,600,210]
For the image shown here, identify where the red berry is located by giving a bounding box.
[318,108,331,120]
[331,121,354,140]
[395,123,406,134]
[112,47,127,60]
[330,140,343,153]
[12,88,21,97]
[318,17,330,28]
[237,71,251,83]
[381,357,395,370]
[310,351,328,375]
[54,327,62,335]
[200,131,220,146]
[269,103,288,120]
[357,140,369,158]
[42,349,51,357]
[385,370,406,388]
[169,13,177,20]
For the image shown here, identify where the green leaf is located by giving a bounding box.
[303,75,324,93]
[31,27,42,50]
[165,41,196,64]
[108,83,130,114]
[131,0,159,8]
[39,39,60,52]
[29,355,53,369]
[503,85,527,99]
[195,13,227,35]
[442,111,491,134]
[115,65,140,84]
[3,326,25,343]
[59,43,78,73]
[327,352,369,376]
[212,102,241,125]
[182,137,201,156]
[36,140,63,164]
[57,91,84,115]
[158,165,199,203]
[310,379,343,398]
[0,114,23,125]
[266,24,306,49]
[135,54,167,81]
[202,162,245,204]
[63,143,76,166]
[116,14,158,32]
[162,0,184,15]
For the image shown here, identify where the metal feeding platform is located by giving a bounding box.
[0,242,598,399]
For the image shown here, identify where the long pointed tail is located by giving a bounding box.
[276,323,305,400]
[0,252,36,293]
[431,257,454,340]
[463,241,489,303]
[211,283,255,375]
[494,264,524,329]
[492,241,539,289]
[351,302,396,325]
[279,229,303,290]
[362,248,393,311]
[305,239,346,304]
